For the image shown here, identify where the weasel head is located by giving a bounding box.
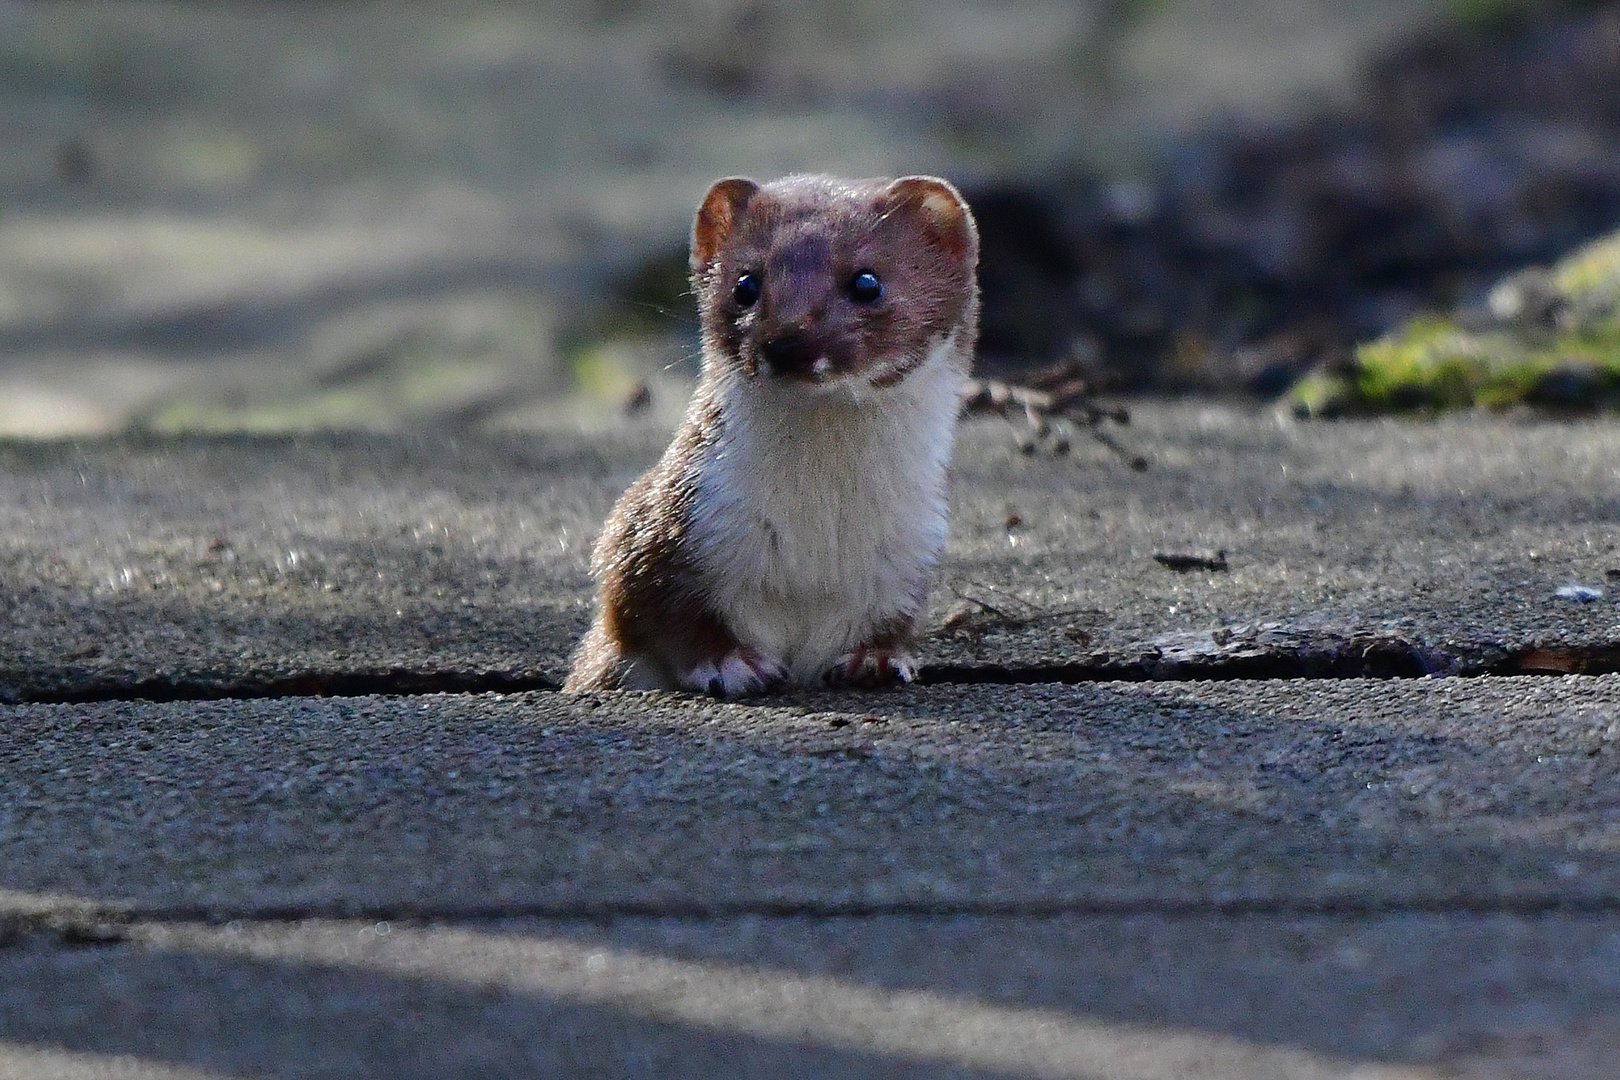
[689,174,979,392]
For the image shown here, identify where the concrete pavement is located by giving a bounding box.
[4,679,1620,915]
[4,404,1619,700]
[3,403,1620,1077]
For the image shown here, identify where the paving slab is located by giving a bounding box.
[4,404,1620,1077]
[2,677,1617,915]
[3,404,1620,700]
[941,406,1620,676]
[3,673,1620,1077]
[2,911,1617,1080]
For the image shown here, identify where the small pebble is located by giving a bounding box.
[1554,584,1604,603]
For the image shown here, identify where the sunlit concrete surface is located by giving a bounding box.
[3,405,1618,698]
[2,678,1620,914]
[1,904,1615,1078]
[2,403,1618,1076]
[0,1046,243,1080]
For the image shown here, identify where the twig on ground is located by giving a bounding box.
[940,583,1102,642]
[959,359,1144,468]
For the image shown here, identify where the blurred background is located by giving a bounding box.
[2,0,1618,436]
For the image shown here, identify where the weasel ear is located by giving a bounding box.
[882,176,978,264]
[691,178,761,273]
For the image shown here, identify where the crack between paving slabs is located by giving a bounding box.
[4,640,1620,705]
[8,894,1620,946]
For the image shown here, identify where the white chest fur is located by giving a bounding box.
[686,334,967,681]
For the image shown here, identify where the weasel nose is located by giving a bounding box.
[759,331,823,377]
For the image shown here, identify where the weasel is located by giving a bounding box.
[564,173,980,696]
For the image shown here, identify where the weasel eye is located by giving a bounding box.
[732,273,760,308]
[848,270,883,304]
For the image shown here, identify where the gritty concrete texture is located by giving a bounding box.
[5,912,1616,1080]
[3,405,1620,1077]
[940,405,1620,672]
[3,674,1620,1075]
[2,677,1619,916]
[3,403,1619,699]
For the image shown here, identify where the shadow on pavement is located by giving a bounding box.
[1,679,1618,1074]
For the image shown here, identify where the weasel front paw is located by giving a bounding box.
[680,646,788,699]
[824,645,919,689]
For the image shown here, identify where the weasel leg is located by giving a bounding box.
[562,621,626,692]
[824,644,919,689]
[680,645,788,698]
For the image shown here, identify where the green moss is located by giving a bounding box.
[1351,318,1488,410]
[1286,228,1620,417]
[570,341,645,405]
[1552,231,1620,302]
[1282,369,1356,419]
[1445,0,1532,29]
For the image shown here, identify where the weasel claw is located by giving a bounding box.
[825,645,918,688]
[680,647,787,698]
